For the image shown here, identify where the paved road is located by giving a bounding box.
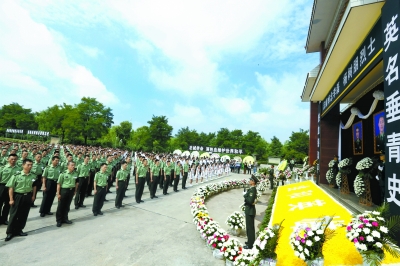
[0,173,270,266]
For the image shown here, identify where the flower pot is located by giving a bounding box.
[225,260,234,266]
[260,258,277,266]
[212,249,224,260]
[306,257,324,266]
[230,228,242,236]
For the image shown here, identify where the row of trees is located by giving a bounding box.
[100,119,309,162]
[0,100,309,162]
[0,98,112,144]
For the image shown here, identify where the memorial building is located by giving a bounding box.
[301,0,400,215]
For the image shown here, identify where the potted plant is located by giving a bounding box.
[202,220,220,242]
[208,227,230,255]
[226,211,246,236]
[345,203,400,265]
[221,238,243,266]
[234,249,255,266]
[290,216,335,265]
[252,222,283,266]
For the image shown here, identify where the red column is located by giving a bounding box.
[319,104,340,184]
[309,102,319,166]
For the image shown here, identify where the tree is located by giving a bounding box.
[74,97,114,145]
[36,103,74,141]
[282,129,309,161]
[215,128,231,147]
[127,126,152,151]
[198,132,216,147]
[175,127,200,150]
[0,103,37,133]
[147,115,173,151]
[115,121,132,145]
[268,136,283,157]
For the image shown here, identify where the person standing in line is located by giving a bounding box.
[173,161,183,192]
[39,156,61,217]
[150,159,161,199]
[182,158,189,190]
[268,165,275,190]
[289,158,295,171]
[135,158,148,203]
[87,154,97,197]
[169,158,175,187]
[159,157,165,189]
[93,163,108,216]
[115,161,129,208]
[0,154,21,226]
[55,161,78,227]
[4,159,37,241]
[188,164,195,187]
[104,155,113,200]
[235,161,241,174]
[243,175,258,249]
[253,161,258,174]
[124,156,132,197]
[163,161,172,195]
[75,155,90,209]
[31,153,44,208]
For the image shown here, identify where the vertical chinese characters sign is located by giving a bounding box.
[382,0,400,215]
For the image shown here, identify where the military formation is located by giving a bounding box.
[0,141,238,242]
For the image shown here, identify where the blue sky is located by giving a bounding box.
[0,0,319,142]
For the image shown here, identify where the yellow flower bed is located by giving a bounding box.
[270,181,400,265]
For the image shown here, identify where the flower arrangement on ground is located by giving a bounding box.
[257,180,269,192]
[308,166,316,175]
[221,238,243,262]
[252,222,283,265]
[336,158,353,187]
[354,157,374,198]
[356,157,374,173]
[303,156,309,168]
[284,169,293,179]
[196,216,213,232]
[277,171,286,181]
[290,216,335,264]
[226,211,246,232]
[345,203,400,265]
[295,168,304,178]
[326,169,334,184]
[191,207,209,220]
[201,220,220,241]
[234,249,255,266]
[354,175,366,197]
[302,165,310,173]
[207,228,230,250]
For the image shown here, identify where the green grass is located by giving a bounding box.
[259,187,278,232]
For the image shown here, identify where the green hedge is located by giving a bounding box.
[0,137,31,143]
[259,187,278,232]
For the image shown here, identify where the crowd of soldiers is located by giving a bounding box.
[0,141,237,242]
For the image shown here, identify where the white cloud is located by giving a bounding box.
[0,0,118,111]
[170,104,206,129]
[255,72,310,133]
[217,97,252,116]
[108,0,292,96]
[78,45,102,58]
